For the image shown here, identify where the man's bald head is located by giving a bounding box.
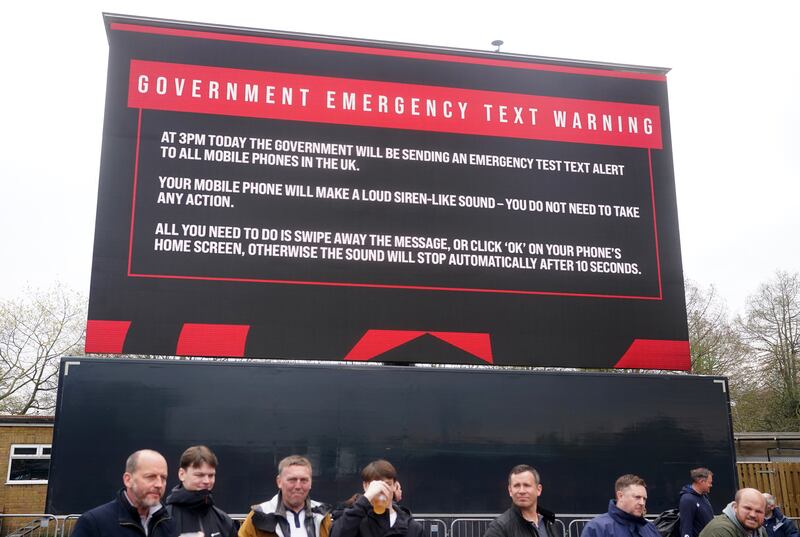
[125,449,166,473]
[733,488,766,530]
[735,488,765,505]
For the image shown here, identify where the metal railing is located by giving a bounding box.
[450,516,567,537]
[0,513,589,537]
[0,515,59,537]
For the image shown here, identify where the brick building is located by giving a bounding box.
[0,415,53,515]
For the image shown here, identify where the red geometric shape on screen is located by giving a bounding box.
[345,329,493,363]
[176,323,250,357]
[85,320,132,353]
[429,332,494,364]
[344,330,426,361]
[614,339,690,371]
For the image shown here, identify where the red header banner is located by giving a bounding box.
[128,60,663,149]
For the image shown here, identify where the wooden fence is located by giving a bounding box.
[738,462,800,516]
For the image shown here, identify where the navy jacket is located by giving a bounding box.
[71,488,175,537]
[764,508,799,537]
[679,484,714,537]
[581,500,661,537]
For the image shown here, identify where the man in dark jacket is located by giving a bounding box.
[71,449,175,537]
[330,459,422,537]
[483,465,561,537]
[166,445,237,537]
[680,468,715,537]
[762,494,798,537]
[580,474,660,537]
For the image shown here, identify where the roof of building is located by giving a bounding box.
[0,414,54,426]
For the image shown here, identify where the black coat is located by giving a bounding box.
[330,495,423,537]
[165,485,238,537]
[71,488,175,537]
[484,505,562,537]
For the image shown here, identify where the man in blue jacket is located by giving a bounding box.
[71,449,175,537]
[580,474,661,537]
[762,493,798,537]
[680,468,715,537]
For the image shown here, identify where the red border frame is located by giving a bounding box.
[119,22,666,301]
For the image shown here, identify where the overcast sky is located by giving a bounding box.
[1,1,796,315]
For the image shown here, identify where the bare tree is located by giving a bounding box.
[0,284,87,414]
[685,280,744,375]
[737,270,800,429]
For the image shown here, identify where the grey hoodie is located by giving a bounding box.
[723,502,762,537]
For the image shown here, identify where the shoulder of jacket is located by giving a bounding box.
[493,509,515,526]
[705,517,738,534]
[211,505,235,522]
[591,514,615,528]
[643,522,662,537]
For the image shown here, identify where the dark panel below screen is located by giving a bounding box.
[47,359,736,515]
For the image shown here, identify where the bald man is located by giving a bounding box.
[72,449,176,537]
[699,488,767,537]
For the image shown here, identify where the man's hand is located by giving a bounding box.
[363,480,394,501]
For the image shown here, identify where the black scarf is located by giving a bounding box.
[165,486,216,534]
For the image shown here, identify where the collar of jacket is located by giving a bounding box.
[116,488,170,526]
[165,485,215,509]
[680,484,705,498]
[607,500,649,527]
[770,507,786,522]
[252,493,329,532]
[511,505,556,524]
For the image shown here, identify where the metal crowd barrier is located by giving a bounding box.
[0,513,592,537]
[567,518,593,537]
[0,515,59,537]
[450,516,566,537]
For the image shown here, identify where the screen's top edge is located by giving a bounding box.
[101,12,671,77]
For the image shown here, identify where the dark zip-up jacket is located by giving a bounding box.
[165,485,238,537]
[330,495,423,537]
[581,500,661,537]
[483,504,562,537]
[71,488,175,537]
[679,485,715,537]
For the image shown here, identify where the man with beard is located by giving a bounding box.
[483,465,561,537]
[72,449,175,537]
[165,445,237,537]
[700,489,767,537]
[580,474,660,537]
